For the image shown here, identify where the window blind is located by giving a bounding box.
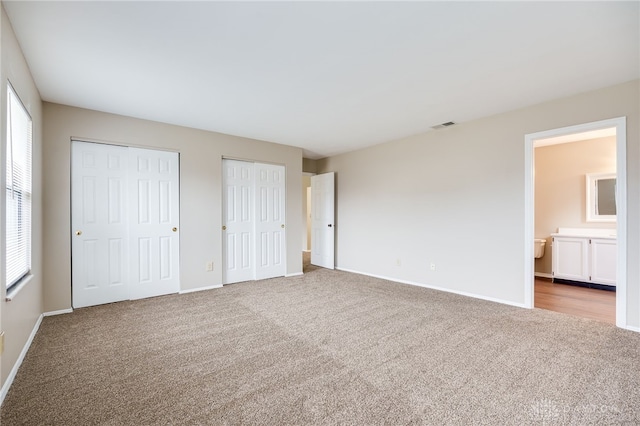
[6,84,32,288]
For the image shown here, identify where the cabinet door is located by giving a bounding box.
[590,239,616,286]
[552,237,589,282]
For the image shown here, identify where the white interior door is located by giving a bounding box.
[72,142,180,308]
[311,172,335,269]
[223,159,255,284]
[255,163,286,280]
[129,148,180,299]
[72,142,130,308]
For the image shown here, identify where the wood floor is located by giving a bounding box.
[534,278,615,324]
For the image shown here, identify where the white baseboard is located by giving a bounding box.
[43,308,73,317]
[285,272,303,277]
[625,325,640,333]
[0,313,43,406]
[534,272,553,279]
[179,284,223,295]
[336,267,527,309]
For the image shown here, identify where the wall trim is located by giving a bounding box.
[626,325,640,333]
[285,272,304,278]
[43,308,73,317]
[0,314,43,406]
[336,267,527,309]
[179,284,223,295]
[534,272,553,279]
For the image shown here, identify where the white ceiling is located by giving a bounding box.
[3,1,639,159]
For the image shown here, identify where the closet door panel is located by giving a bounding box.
[129,148,180,299]
[223,159,255,284]
[71,141,130,308]
[255,163,286,280]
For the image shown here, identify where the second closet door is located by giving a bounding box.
[254,163,285,280]
[222,159,285,284]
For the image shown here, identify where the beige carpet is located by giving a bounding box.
[2,254,640,425]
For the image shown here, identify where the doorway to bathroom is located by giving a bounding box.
[302,173,313,272]
[524,117,627,328]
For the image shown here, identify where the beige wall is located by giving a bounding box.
[303,158,318,174]
[535,137,616,274]
[43,103,303,312]
[317,79,640,328]
[0,6,44,387]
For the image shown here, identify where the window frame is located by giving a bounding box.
[5,82,33,291]
[585,172,617,223]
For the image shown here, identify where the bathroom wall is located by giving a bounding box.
[534,136,616,275]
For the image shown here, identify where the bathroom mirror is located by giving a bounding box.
[586,172,616,222]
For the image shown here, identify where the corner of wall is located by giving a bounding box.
[302,157,318,174]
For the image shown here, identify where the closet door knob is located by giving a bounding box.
[172,227,178,232]
[222,226,227,231]
[75,230,82,236]
[328,224,332,228]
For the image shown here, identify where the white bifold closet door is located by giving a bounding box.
[71,141,180,308]
[71,142,130,307]
[222,160,254,284]
[128,148,180,300]
[222,159,285,284]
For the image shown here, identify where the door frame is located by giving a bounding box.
[524,117,627,329]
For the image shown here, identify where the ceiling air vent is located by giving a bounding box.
[431,121,456,130]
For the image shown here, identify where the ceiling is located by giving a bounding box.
[535,128,617,148]
[3,1,638,159]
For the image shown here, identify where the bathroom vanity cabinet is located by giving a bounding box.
[551,230,616,287]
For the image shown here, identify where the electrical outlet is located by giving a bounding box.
[206,261,214,272]
[396,258,401,267]
[430,263,436,271]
